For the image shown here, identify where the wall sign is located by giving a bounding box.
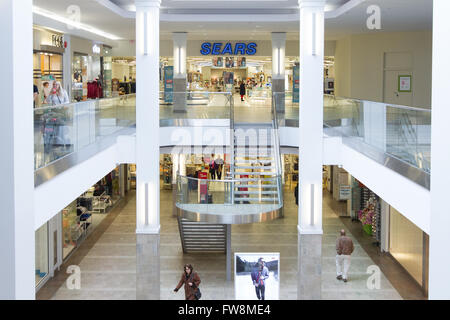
[52,35,64,48]
[398,75,412,92]
[200,42,257,55]
[164,66,173,103]
[92,44,101,54]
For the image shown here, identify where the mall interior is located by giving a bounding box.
[1,0,449,300]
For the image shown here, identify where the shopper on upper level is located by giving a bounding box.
[49,81,70,105]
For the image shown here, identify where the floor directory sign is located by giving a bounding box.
[234,252,280,300]
[164,66,173,103]
[293,65,299,103]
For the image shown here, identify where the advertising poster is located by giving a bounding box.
[237,57,246,68]
[234,253,280,300]
[293,65,299,103]
[164,66,173,103]
[212,57,223,67]
[223,71,234,92]
[225,56,235,68]
[398,75,412,92]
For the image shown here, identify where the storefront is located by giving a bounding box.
[33,26,65,108]
[36,166,128,291]
[326,167,429,294]
[70,37,108,101]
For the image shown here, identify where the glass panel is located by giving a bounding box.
[62,201,77,259]
[176,174,282,207]
[35,223,49,287]
[34,94,136,170]
[160,91,232,120]
[322,95,431,173]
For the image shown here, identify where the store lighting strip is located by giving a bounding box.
[33,6,121,40]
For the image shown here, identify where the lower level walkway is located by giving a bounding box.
[38,185,410,300]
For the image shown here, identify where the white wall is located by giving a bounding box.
[334,31,432,108]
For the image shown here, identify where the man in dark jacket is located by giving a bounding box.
[239,81,246,101]
[294,184,298,206]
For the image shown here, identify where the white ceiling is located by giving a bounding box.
[33,0,432,42]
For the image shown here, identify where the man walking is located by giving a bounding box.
[336,229,354,282]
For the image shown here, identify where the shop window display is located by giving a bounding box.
[62,200,78,259]
[35,223,49,286]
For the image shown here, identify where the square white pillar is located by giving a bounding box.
[135,0,161,235]
[0,0,35,299]
[298,0,325,234]
[429,0,450,300]
[297,0,325,300]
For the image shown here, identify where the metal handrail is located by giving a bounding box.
[176,173,282,184]
[34,93,136,111]
[271,92,284,206]
[229,94,235,204]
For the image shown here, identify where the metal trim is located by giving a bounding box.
[177,206,283,225]
[160,118,229,127]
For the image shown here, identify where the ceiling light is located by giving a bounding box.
[33,6,121,40]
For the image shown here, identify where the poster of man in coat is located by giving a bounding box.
[234,253,280,300]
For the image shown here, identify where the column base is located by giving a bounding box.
[272,78,285,114]
[298,232,322,300]
[136,233,160,299]
[173,78,187,113]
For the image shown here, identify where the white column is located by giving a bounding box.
[429,0,450,300]
[297,0,325,300]
[135,0,161,300]
[135,0,161,234]
[173,32,187,112]
[272,32,286,80]
[63,35,72,100]
[173,32,187,78]
[272,32,286,113]
[298,0,325,234]
[0,0,35,299]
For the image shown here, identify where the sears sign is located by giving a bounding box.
[200,42,257,56]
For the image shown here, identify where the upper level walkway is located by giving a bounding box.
[33,91,431,234]
[34,91,430,188]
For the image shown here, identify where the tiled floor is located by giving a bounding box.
[38,184,416,300]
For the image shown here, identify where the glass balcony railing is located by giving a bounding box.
[273,92,431,178]
[176,174,283,207]
[34,94,136,170]
[322,95,431,174]
[159,91,233,120]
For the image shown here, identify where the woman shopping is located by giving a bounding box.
[173,264,202,300]
[49,81,70,105]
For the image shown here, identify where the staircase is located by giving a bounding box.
[231,124,281,205]
[177,217,227,253]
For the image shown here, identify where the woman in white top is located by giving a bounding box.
[49,81,70,105]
